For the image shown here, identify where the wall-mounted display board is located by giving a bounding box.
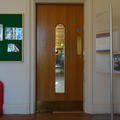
[0,14,23,62]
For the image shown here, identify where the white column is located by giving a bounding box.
[110,4,113,120]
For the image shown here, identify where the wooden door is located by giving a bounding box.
[36,4,84,102]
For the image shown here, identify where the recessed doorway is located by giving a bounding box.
[36,4,84,112]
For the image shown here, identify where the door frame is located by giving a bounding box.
[30,0,93,114]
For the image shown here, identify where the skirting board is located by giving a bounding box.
[3,103,30,114]
[85,104,120,114]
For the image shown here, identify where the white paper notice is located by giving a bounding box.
[96,33,110,52]
[0,24,3,41]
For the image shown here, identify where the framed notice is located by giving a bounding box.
[96,33,110,52]
[113,54,120,73]
[0,14,23,62]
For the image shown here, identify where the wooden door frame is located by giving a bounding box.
[30,0,93,114]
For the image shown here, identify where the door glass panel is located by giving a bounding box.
[55,24,65,93]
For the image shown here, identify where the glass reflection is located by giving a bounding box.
[55,24,65,93]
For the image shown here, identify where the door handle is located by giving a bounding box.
[77,35,82,55]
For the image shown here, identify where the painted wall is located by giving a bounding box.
[92,0,120,113]
[0,0,30,114]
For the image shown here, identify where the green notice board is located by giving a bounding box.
[0,14,23,62]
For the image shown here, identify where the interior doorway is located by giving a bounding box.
[36,4,84,112]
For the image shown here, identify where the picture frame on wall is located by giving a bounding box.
[0,14,24,62]
[113,53,120,73]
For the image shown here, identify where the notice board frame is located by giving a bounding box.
[0,13,24,62]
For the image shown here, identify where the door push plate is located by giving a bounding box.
[77,35,82,55]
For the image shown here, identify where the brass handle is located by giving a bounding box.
[77,35,82,55]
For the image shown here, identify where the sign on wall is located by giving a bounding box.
[0,14,23,62]
[96,33,110,52]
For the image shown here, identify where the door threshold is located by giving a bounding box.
[52,111,83,114]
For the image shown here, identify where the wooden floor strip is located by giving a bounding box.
[0,113,92,120]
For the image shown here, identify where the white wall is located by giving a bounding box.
[92,0,120,113]
[0,0,30,114]
[112,1,120,113]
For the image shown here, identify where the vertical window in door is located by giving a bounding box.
[55,24,65,93]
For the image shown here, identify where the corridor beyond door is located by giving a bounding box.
[36,4,84,111]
